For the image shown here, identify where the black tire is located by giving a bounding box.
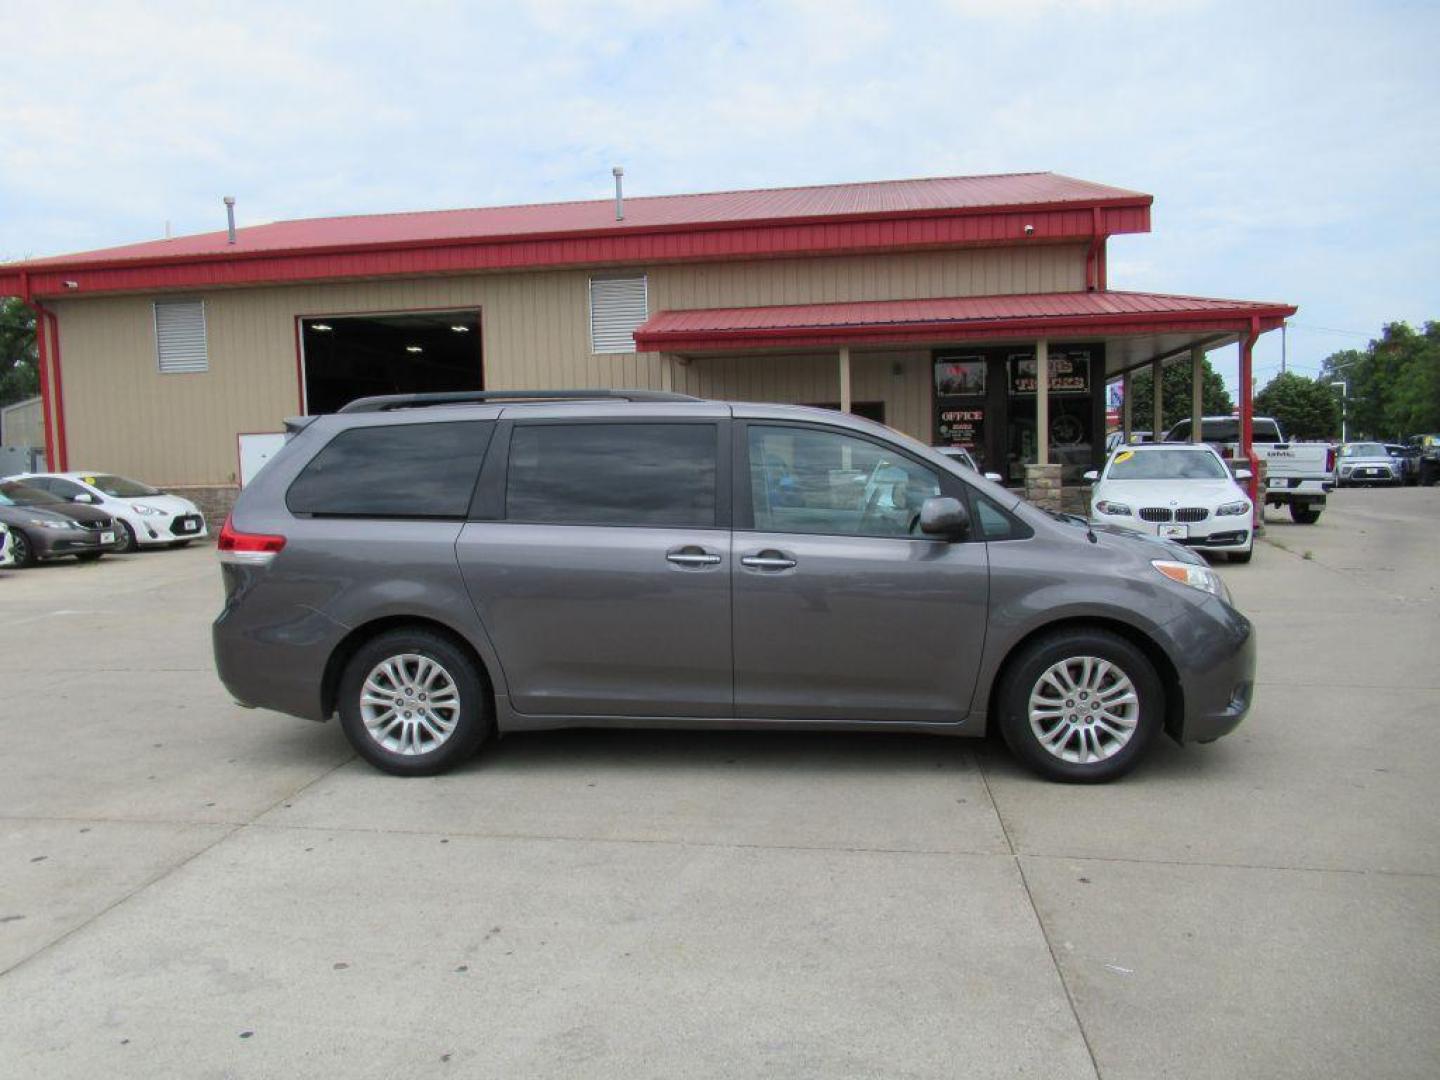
[75,552,104,563]
[1228,548,1253,564]
[995,628,1163,783]
[10,529,37,568]
[337,628,491,776]
[1290,504,1321,525]
[112,520,137,553]
[1422,464,1438,487]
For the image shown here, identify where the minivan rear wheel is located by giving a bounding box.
[338,629,491,776]
[996,628,1162,783]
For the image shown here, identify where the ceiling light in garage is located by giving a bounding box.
[450,325,470,333]
[405,345,424,353]
[312,323,333,332]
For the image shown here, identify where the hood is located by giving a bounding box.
[1095,478,1245,505]
[118,492,199,514]
[1089,521,1205,565]
[0,504,79,527]
[45,503,113,525]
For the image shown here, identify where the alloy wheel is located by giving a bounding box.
[358,653,461,756]
[1027,656,1140,765]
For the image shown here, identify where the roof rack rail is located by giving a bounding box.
[337,389,701,413]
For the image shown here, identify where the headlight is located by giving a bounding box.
[28,518,79,530]
[1095,500,1132,516]
[1216,500,1250,517]
[1152,559,1228,600]
[132,503,164,516]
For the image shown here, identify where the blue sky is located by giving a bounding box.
[4,0,1436,394]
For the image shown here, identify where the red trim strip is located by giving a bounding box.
[33,300,57,470]
[46,310,68,470]
[1,204,1149,299]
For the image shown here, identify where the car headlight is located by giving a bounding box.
[1216,500,1250,517]
[1095,500,1132,516]
[28,517,79,530]
[1152,559,1228,601]
[132,503,164,516]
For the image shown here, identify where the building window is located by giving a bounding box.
[588,274,648,354]
[153,299,209,373]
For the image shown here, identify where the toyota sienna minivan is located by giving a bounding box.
[213,390,1255,783]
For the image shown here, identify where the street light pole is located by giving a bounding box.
[1328,379,1348,442]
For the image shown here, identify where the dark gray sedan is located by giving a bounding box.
[0,486,111,566]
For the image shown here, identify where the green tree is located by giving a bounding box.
[0,298,38,408]
[1319,322,1440,439]
[1253,371,1340,440]
[1126,356,1233,435]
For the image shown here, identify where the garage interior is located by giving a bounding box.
[300,309,483,414]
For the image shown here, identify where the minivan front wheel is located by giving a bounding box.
[338,629,491,776]
[996,629,1162,783]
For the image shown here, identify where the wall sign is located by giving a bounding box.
[1009,350,1091,395]
[938,406,984,448]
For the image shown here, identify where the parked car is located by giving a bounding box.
[1163,415,1334,524]
[1104,430,1153,453]
[932,445,1004,482]
[0,522,12,568]
[1408,434,1440,486]
[5,472,207,551]
[1384,444,1420,485]
[0,489,109,566]
[0,480,121,552]
[1084,443,1254,563]
[1335,442,1402,487]
[213,389,1256,785]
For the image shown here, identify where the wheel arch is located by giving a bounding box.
[321,615,496,722]
[985,616,1185,742]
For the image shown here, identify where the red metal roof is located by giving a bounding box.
[633,291,1297,352]
[1,172,1150,298]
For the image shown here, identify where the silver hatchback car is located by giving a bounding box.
[213,391,1255,783]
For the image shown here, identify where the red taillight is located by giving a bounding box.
[1325,447,1336,473]
[217,514,286,565]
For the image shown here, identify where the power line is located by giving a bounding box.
[1290,322,1374,339]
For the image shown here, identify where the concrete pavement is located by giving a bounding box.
[0,487,1437,1078]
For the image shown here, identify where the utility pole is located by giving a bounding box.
[1328,379,1348,442]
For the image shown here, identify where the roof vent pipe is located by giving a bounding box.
[612,167,624,221]
[223,196,237,244]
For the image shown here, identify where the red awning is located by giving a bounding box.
[633,290,1296,353]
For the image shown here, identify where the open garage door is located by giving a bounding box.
[300,309,482,414]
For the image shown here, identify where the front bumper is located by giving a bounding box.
[132,512,208,545]
[1091,515,1251,552]
[1339,466,1398,484]
[1166,599,1257,744]
[29,527,105,558]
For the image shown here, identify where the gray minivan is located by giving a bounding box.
[213,391,1255,783]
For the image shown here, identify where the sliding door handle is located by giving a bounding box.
[740,554,797,570]
[666,550,722,567]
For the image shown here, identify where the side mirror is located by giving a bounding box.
[919,496,970,541]
[1234,469,1253,480]
[1082,470,1099,483]
[72,492,96,504]
[983,472,1003,483]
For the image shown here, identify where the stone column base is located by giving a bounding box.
[1023,463,1063,512]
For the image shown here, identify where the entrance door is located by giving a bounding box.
[731,420,990,724]
[456,419,733,717]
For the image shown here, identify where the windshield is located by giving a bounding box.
[81,474,161,497]
[0,481,63,506]
[1107,448,1228,481]
[1340,443,1387,458]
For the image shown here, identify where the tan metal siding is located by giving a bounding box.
[49,244,1084,483]
[1,397,44,448]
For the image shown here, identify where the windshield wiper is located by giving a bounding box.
[1045,508,1099,544]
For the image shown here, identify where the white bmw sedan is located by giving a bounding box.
[7,472,207,552]
[1085,443,1255,563]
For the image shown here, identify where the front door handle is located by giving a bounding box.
[740,551,797,571]
[666,548,722,567]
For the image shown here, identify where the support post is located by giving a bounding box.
[1151,357,1164,442]
[659,353,674,393]
[838,347,852,414]
[1035,339,1049,465]
[1190,346,1204,443]
[1240,319,1261,528]
[1121,370,1133,441]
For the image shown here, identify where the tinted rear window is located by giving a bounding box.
[506,423,717,527]
[287,421,492,518]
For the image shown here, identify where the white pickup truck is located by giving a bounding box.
[1163,415,1336,524]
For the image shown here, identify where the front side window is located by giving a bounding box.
[287,421,492,518]
[506,423,716,527]
[748,425,941,538]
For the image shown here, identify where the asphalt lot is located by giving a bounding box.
[1,488,1437,1079]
